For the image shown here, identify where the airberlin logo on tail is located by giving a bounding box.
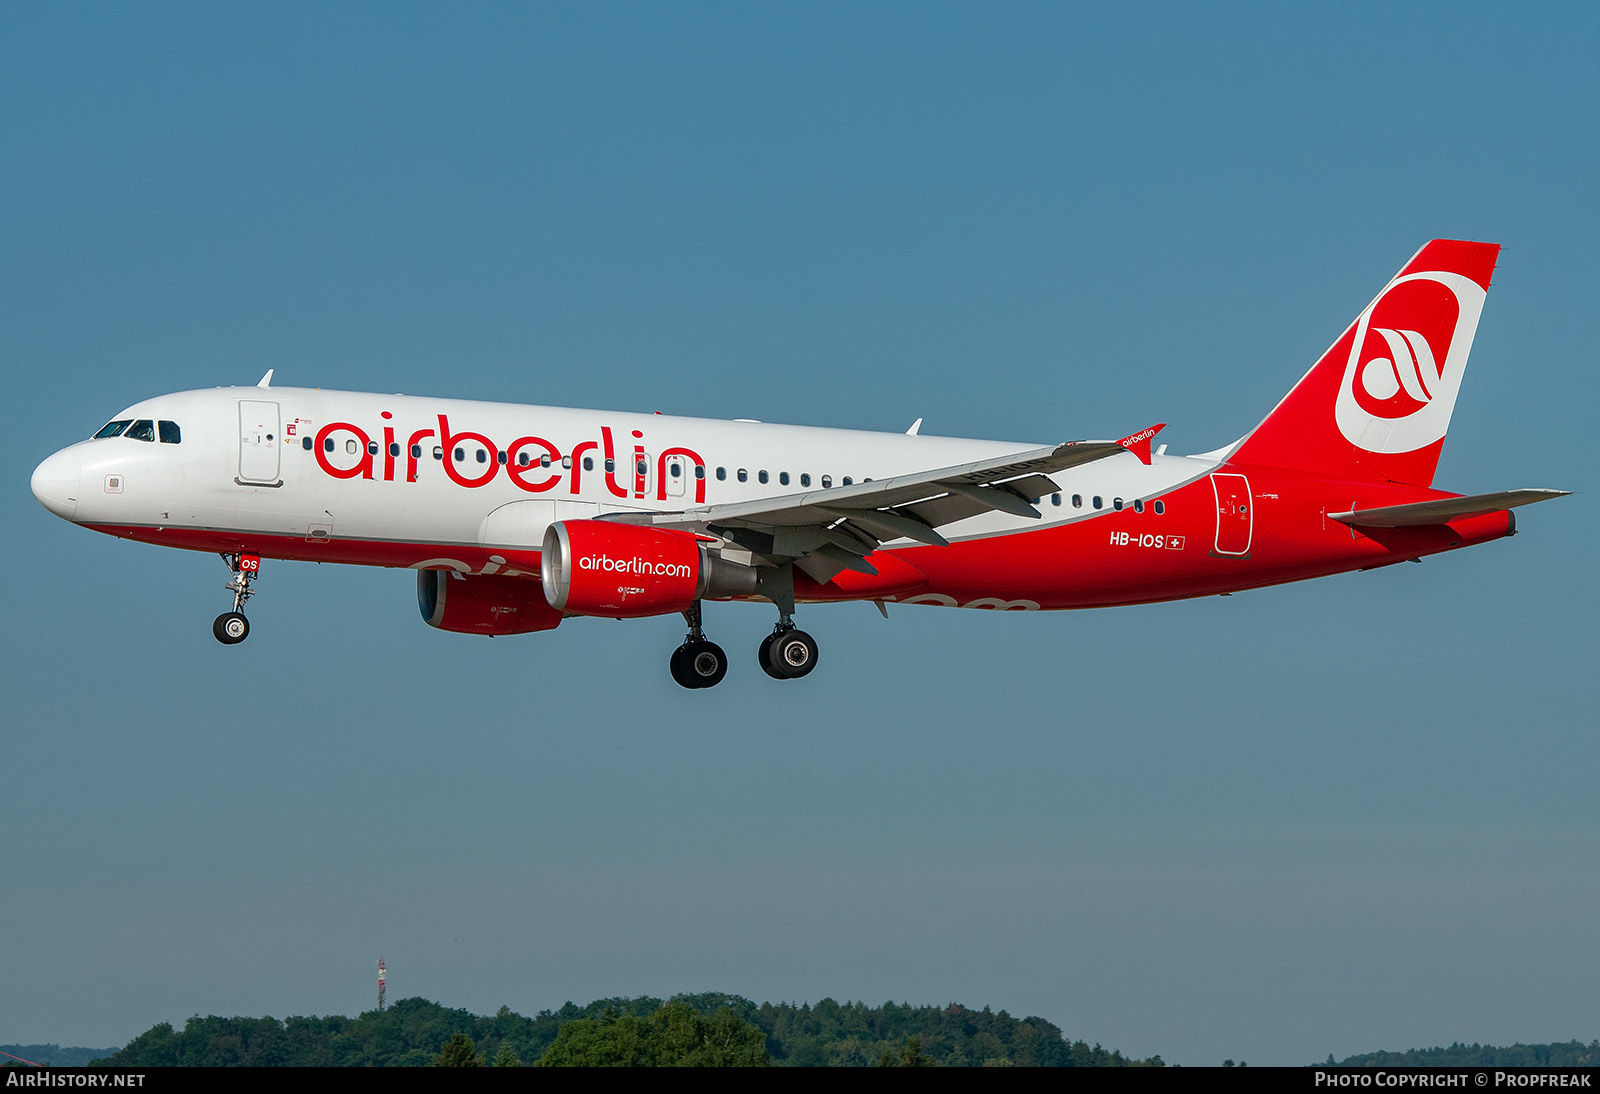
[1333,271,1486,454]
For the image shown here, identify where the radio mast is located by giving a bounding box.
[377,956,387,1011]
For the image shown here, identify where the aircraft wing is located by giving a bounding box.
[1329,489,1569,528]
[605,434,1144,583]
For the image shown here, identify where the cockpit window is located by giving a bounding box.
[94,419,132,439]
[158,420,181,444]
[125,419,156,442]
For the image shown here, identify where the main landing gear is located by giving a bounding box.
[670,601,728,689]
[665,600,820,689]
[758,623,819,680]
[756,568,817,680]
[213,552,260,645]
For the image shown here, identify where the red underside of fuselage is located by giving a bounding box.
[85,467,1513,612]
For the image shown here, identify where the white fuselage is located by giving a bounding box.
[35,385,1219,578]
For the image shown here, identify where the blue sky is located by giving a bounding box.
[3,3,1596,1066]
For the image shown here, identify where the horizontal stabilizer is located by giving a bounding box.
[1330,489,1569,528]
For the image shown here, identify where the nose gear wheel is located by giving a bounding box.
[213,552,260,645]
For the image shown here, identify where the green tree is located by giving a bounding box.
[435,1033,484,1067]
[536,1002,768,1067]
[877,1035,929,1067]
[493,1042,521,1067]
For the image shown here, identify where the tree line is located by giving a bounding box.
[91,992,1167,1067]
[1331,1041,1600,1068]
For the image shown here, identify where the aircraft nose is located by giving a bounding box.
[31,447,81,520]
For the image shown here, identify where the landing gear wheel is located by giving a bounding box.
[213,612,250,645]
[670,639,728,689]
[757,633,784,679]
[763,629,818,679]
[686,640,728,688]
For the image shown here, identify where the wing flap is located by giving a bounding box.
[615,433,1138,578]
[654,439,1121,527]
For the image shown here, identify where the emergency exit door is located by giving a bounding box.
[238,400,281,485]
[1210,472,1253,556]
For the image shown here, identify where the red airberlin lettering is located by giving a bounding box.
[438,414,498,488]
[314,422,374,480]
[506,436,562,493]
[309,413,704,500]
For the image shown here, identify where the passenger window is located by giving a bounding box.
[842,476,853,486]
[561,456,571,468]
[716,467,727,480]
[367,441,379,456]
[1113,498,1124,511]
[93,420,132,439]
[326,438,336,453]
[583,456,594,471]
[433,447,443,460]
[1093,496,1103,509]
[1153,500,1165,515]
[389,442,400,458]
[1133,499,1144,513]
[347,439,359,455]
[605,458,615,473]
[822,475,832,488]
[497,451,506,465]
[540,455,551,468]
[668,462,679,477]
[411,444,422,458]
[758,470,769,484]
[477,450,489,465]
[303,437,314,451]
[779,472,790,486]
[694,465,705,479]
[800,473,810,487]
[1051,493,1061,506]
[1072,494,1082,508]
[126,419,155,442]
[158,421,181,444]
[737,468,748,482]
[519,452,531,467]
[454,447,465,461]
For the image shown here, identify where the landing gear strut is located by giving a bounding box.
[213,552,260,645]
[669,601,728,689]
[755,567,818,679]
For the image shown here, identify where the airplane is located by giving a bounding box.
[31,239,1566,688]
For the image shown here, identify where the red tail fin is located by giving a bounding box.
[1231,240,1500,487]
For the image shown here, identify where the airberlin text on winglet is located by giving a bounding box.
[1117,424,1166,465]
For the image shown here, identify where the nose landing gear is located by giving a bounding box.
[213,552,260,645]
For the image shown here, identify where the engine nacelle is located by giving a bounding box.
[417,571,564,636]
[541,519,757,618]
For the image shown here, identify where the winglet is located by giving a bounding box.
[257,369,274,389]
[1117,423,1166,465]
[906,417,923,436]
